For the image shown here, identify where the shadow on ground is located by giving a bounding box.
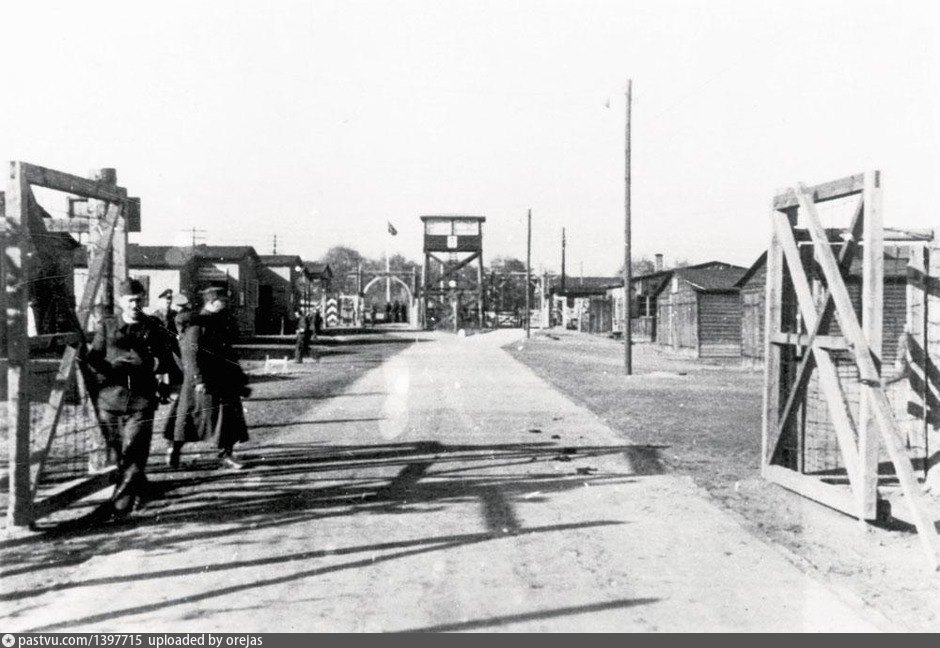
[1,439,665,632]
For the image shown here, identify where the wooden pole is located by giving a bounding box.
[88,169,118,311]
[858,170,884,521]
[624,79,633,375]
[560,227,566,294]
[6,162,33,526]
[526,208,532,338]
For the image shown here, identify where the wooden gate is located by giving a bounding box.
[761,171,940,568]
[4,162,138,527]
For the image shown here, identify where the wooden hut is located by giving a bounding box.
[258,254,304,334]
[606,261,742,342]
[653,263,747,358]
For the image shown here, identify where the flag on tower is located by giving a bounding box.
[387,221,398,236]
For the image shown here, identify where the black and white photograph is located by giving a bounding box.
[1,0,938,633]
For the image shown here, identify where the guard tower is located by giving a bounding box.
[420,215,485,330]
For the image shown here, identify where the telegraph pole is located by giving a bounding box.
[623,79,633,375]
[560,227,566,293]
[182,227,206,248]
[525,208,532,338]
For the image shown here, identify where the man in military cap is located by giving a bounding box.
[153,288,179,337]
[181,286,251,469]
[86,278,176,517]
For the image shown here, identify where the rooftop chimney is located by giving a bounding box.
[655,253,664,272]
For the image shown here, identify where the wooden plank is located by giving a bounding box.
[796,184,940,569]
[769,332,849,350]
[773,212,863,501]
[773,173,865,210]
[858,170,884,523]
[30,467,117,521]
[883,227,934,242]
[764,465,864,518]
[761,207,785,470]
[5,162,35,526]
[87,169,117,310]
[21,163,127,202]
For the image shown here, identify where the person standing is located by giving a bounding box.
[186,287,251,469]
[162,294,196,468]
[86,278,176,517]
[153,288,179,337]
[293,307,309,363]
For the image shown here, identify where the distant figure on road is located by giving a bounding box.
[86,278,176,517]
[294,308,311,363]
[385,302,392,323]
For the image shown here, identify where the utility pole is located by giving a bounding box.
[525,208,532,338]
[624,78,633,375]
[560,227,566,293]
[273,233,277,254]
[182,227,206,248]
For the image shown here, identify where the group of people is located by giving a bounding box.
[369,300,408,324]
[86,280,251,519]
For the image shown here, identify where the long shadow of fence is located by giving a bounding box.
[1,439,666,615]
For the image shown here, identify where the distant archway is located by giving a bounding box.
[362,275,414,304]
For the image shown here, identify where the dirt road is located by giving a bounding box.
[2,330,881,631]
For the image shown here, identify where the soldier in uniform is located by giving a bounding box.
[153,288,179,337]
[86,278,176,517]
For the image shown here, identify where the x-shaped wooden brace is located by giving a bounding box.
[30,198,124,499]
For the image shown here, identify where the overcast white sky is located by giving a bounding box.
[1,0,937,275]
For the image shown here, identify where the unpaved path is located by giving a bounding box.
[2,330,880,631]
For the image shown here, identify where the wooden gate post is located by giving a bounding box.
[5,162,34,527]
[858,170,884,521]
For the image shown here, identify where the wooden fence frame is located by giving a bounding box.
[5,161,137,527]
[761,171,940,569]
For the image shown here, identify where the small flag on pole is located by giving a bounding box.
[387,221,398,236]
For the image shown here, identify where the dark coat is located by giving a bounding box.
[169,309,249,447]
[86,313,176,412]
[153,307,179,337]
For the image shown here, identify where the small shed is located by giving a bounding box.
[606,261,745,343]
[654,263,747,358]
[258,254,303,334]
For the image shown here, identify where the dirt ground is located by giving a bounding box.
[0,329,890,631]
[507,329,940,632]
